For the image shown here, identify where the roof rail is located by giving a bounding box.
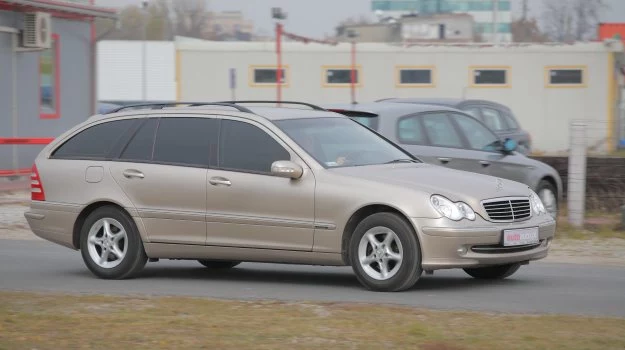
[105,102,255,114]
[218,100,326,111]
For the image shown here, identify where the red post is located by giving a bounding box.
[350,41,356,105]
[275,22,283,104]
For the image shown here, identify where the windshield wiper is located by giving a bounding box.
[385,159,419,164]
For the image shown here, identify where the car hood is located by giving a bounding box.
[331,162,531,204]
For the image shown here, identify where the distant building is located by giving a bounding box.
[0,0,116,175]
[203,11,254,41]
[338,13,474,43]
[371,0,512,42]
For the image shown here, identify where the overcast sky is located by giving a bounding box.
[97,0,625,38]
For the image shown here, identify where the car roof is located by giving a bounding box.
[326,102,463,118]
[379,98,465,107]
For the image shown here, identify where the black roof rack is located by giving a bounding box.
[218,100,326,111]
[105,102,255,114]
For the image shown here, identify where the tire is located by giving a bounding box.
[536,180,558,219]
[197,260,241,269]
[463,263,521,280]
[80,206,147,279]
[349,212,422,292]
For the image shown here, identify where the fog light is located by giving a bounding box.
[457,246,468,256]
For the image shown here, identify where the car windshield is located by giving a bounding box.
[275,117,416,168]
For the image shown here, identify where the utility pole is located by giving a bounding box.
[492,0,499,44]
[521,0,529,21]
[141,0,148,102]
[272,8,287,104]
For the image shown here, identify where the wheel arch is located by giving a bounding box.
[341,203,419,264]
[72,200,135,250]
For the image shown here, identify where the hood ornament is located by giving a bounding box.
[496,178,504,192]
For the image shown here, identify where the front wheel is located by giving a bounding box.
[349,212,422,292]
[463,263,521,280]
[80,206,147,279]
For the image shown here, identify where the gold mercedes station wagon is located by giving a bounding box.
[25,101,556,292]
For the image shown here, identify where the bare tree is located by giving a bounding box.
[512,18,548,43]
[171,0,210,39]
[542,0,608,42]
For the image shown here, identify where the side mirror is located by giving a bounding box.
[502,138,518,153]
[271,160,303,179]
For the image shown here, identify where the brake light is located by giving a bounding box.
[31,164,45,201]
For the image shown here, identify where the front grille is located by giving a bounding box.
[482,197,531,222]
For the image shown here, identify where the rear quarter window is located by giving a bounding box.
[52,119,136,160]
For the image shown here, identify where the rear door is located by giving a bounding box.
[110,116,217,245]
[395,112,486,174]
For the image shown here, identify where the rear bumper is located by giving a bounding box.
[24,201,81,250]
[411,216,556,270]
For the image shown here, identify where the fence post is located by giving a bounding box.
[568,121,587,227]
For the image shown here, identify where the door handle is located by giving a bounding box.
[122,169,144,179]
[480,160,491,167]
[209,177,231,187]
[437,157,451,164]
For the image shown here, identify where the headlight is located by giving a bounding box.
[430,195,476,221]
[529,190,546,215]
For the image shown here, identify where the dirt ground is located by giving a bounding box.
[2,190,624,267]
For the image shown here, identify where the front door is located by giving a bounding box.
[205,118,315,251]
[110,117,218,245]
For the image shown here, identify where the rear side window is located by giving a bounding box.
[480,107,509,131]
[152,117,218,167]
[52,119,135,160]
[219,120,290,173]
[503,112,519,130]
[397,116,426,145]
[120,118,158,161]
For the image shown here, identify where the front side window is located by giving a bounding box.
[324,67,360,86]
[40,34,60,119]
[152,117,218,167]
[52,119,135,160]
[471,68,509,86]
[219,120,290,173]
[451,113,500,151]
[276,118,413,168]
[481,107,509,131]
[421,113,463,148]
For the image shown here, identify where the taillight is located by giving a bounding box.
[31,164,45,201]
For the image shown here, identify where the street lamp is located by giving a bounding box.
[272,7,287,104]
[142,0,149,102]
[347,29,359,105]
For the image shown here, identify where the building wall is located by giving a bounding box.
[0,10,92,171]
[177,41,621,154]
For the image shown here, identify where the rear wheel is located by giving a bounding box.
[197,260,241,269]
[80,206,147,279]
[349,212,422,292]
[463,263,521,280]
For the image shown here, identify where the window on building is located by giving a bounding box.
[40,34,60,119]
[397,67,434,86]
[471,68,509,86]
[219,120,290,173]
[52,120,135,160]
[152,118,217,167]
[547,67,586,86]
[324,67,361,85]
[251,66,288,85]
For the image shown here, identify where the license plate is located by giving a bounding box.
[503,227,539,247]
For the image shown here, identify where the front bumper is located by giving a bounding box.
[411,215,556,270]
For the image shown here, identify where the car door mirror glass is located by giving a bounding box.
[503,138,517,153]
[271,160,303,179]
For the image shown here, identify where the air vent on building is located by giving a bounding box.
[22,12,52,49]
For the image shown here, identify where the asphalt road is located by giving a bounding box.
[1,239,624,317]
